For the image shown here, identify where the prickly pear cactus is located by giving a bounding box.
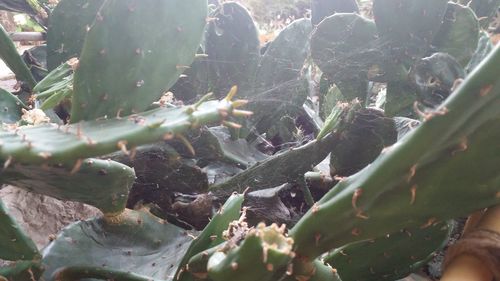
[0,24,37,88]
[0,200,40,261]
[325,222,452,281]
[290,45,500,260]
[206,2,260,98]
[311,13,378,86]
[311,0,359,25]
[207,223,294,281]
[373,0,448,58]
[41,209,193,281]
[433,2,480,66]
[46,0,104,70]
[0,99,240,165]
[1,158,135,214]
[71,0,208,122]
[0,88,25,123]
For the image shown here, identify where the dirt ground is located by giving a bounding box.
[0,186,100,250]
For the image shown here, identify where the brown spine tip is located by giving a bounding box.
[410,185,417,205]
[421,217,437,229]
[351,228,361,236]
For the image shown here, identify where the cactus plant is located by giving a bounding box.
[0,99,242,165]
[70,0,208,122]
[41,209,194,281]
[433,2,480,67]
[290,44,500,259]
[325,222,452,281]
[311,0,481,117]
[46,0,104,71]
[0,88,25,123]
[181,2,312,138]
[0,200,39,261]
[311,0,359,25]
[0,24,37,88]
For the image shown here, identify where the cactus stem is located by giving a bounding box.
[176,134,196,156]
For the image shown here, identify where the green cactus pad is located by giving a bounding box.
[71,0,207,122]
[330,107,397,177]
[1,158,135,214]
[325,222,452,281]
[46,0,104,70]
[373,0,448,58]
[290,45,500,260]
[255,19,312,93]
[0,24,36,88]
[206,2,260,97]
[33,58,75,110]
[0,260,44,281]
[311,0,359,25]
[176,193,244,281]
[384,81,417,118]
[249,18,312,134]
[459,0,500,25]
[41,209,193,281]
[209,132,340,196]
[207,224,294,281]
[0,99,239,165]
[0,199,40,261]
[466,31,494,73]
[311,13,379,83]
[413,53,465,108]
[170,52,210,103]
[433,2,480,67]
[0,88,25,124]
[193,127,269,168]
